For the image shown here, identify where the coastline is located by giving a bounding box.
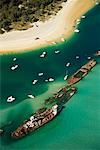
[0,4,100,148]
[0,0,96,54]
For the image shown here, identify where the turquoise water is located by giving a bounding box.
[0,5,100,150]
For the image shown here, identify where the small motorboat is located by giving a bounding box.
[95,2,99,5]
[55,50,60,54]
[40,52,47,58]
[40,54,45,58]
[61,38,65,42]
[76,55,80,59]
[64,74,68,80]
[66,62,70,67]
[64,70,68,80]
[13,57,17,61]
[74,29,80,33]
[28,95,35,99]
[76,21,80,25]
[38,72,44,76]
[11,64,18,70]
[32,79,38,85]
[76,19,81,22]
[87,56,91,60]
[81,15,86,19]
[7,96,16,103]
[48,78,55,82]
[76,18,81,25]
[42,52,46,55]
[45,79,48,82]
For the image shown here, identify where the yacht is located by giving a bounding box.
[95,2,99,5]
[76,55,80,59]
[28,95,35,99]
[40,52,47,58]
[76,22,80,25]
[66,62,70,67]
[55,50,60,54]
[13,57,17,61]
[32,80,38,85]
[81,15,86,19]
[74,29,80,33]
[76,18,81,25]
[7,96,15,103]
[48,78,54,82]
[38,73,44,76]
[61,38,65,42]
[45,79,48,82]
[43,52,46,55]
[11,65,18,70]
[76,19,81,22]
[40,54,44,58]
[64,74,68,80]
[87,56,91,60]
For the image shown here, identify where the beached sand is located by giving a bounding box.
[0,0,96,54]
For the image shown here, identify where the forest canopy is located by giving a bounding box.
[0,0,67,34]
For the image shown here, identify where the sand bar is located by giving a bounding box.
[0,0,96,54]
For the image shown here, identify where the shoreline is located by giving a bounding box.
[0,0,96,54]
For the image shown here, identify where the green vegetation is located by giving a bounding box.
[0,0,67,34]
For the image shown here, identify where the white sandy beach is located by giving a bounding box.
[0,0,96,54]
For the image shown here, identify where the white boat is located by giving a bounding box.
[76,22,80,25]
[11,64,18,70]
[32,79,38,85]
[55,50,60,54]
[48,78,54,82]
[76,19,81,25]
[40,52,47,58]
[87,56,91,60]
[13,57,17,61]
[61,38,65,42]
[76,19,81,22]
[64,74,68,80]
[66,62,70,67]
[76,55,80,59]
[81,15,86,19]
[45,79,48,82]
[40,54,45,58]
[95,2,99,5]
[42,52,46,55]
[7,96,15,103]
[38,72,44,76]
[28,95,35,99]
[74,29,80,33]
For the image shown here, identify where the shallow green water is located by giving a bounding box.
[0,5,100,150]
